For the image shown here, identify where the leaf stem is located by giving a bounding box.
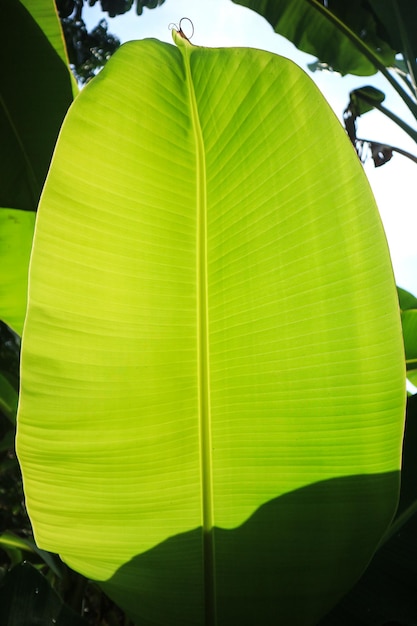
[179,33,217,626]
[355,92,417,143]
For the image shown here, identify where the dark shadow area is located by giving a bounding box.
[2,0,73,212]
[318,511,417,626]
[99,472,399,626]
[319,396,417,626]
[0,562,88,626]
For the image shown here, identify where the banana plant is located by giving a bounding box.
[16,23,405,626]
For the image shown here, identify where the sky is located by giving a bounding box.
[84,0,417,297]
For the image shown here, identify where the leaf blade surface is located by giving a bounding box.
[17,36,405,625]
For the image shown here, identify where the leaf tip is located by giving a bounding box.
[170,17,194,48]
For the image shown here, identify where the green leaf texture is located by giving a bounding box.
[398,287,417,385]
[17,35,405,626]
[233,0,396,75]
[0,209,35,334]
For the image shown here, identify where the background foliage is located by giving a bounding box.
[56,0,165,82]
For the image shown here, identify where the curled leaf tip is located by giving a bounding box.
[169,17,194,46]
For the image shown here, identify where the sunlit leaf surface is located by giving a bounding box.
[17,34,405,625]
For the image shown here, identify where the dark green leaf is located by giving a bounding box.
[0,374,18,423]
[349,86,386,116]
[0,319,21,390]
[397,395,417,516]
[402,309,417,371]
[407,370,417,389]
[232,0,396,75]
[397,288,417,378]
[0,0,73,211]
[0,321,20,421]
[0,429,14,452]
[0,532,64,579]
[368,0,417,60]
[398,287,417,311]
[0,562,88,626]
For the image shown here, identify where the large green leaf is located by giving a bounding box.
[17,33,405,626]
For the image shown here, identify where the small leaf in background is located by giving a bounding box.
[348,86,386,117]
[398,287,417,311]
[407,370,417,388]
[0,210,36,334]
[0,531,64,579]
[342,85,404,167]
[397,288,417,387]
[0,374,18,425]
[0,322,20,391]
[402,309,417,367]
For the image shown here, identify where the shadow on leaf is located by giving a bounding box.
[100,472,399,626]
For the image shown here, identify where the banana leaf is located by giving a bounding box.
[1,0,74,213]
[16,32,405,626]
[19,0,76,82]
[368,0,417,61]
[398,287,417,387]
[0,209,35,334]
[231,0,396,75]
[0,562,87,626]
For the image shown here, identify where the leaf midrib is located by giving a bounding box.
[182,45,216,625]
